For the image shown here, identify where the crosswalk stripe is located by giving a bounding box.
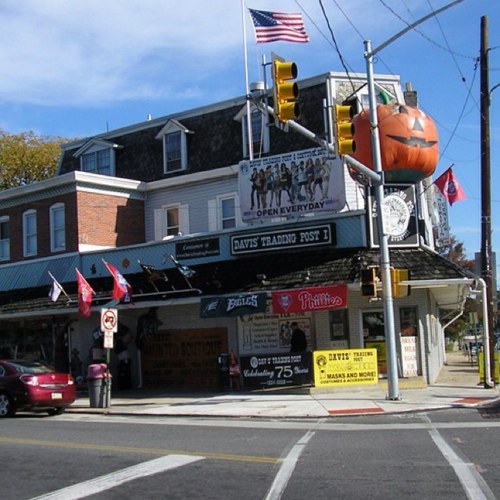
[31,454,205,500]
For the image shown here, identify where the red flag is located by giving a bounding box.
[103,260,132,303]
[434,168,466,206]
[75,268,94,317]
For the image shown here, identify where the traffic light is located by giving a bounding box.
[361,268,377,297]
[271,53,300,123]
[389,268,411,298]
[334,104,356,156]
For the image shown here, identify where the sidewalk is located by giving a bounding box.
[67,349,499,418]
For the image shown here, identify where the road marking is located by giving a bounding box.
[0,435,278,464]
[425,418,496,500]
[265,430,315,500]
[30,455,204,500]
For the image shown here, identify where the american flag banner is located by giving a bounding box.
[248,9,309,44]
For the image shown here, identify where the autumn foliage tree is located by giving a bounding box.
[0,130,67,189]
[439,235,477,343]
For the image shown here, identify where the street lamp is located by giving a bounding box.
[361,0,464,400]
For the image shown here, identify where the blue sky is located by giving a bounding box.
[0,0,498,266]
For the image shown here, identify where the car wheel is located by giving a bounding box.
[0,392,15,417]
[47,407,65,416]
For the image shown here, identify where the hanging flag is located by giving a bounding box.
[138,261,169,292]
[103,260,132,303]
[434,167,466,206]
[248,9,309,44]
[170,255,196,278]
[48,276,63,302]
[75,268,94,317]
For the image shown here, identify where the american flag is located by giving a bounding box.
[248,9,309,44]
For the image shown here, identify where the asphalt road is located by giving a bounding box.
[1,406,499,500]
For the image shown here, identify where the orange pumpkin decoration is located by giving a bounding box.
[350,103,438,183]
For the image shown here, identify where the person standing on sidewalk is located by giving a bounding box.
[290,322,307,353]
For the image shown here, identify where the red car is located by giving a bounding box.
[0,360,76,417]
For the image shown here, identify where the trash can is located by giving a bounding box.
[87,363,112,408]
[217,353,230,392]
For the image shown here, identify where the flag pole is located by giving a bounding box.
[47,270,72,302]
[241,0,254,160]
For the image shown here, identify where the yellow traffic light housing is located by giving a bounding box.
[334,104,356,156]
[361,268,377,297]
[389,268,411,298]
[272,53,300,123]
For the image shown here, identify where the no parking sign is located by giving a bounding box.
[101,308,118,349]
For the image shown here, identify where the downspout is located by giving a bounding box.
[470,278,494,388]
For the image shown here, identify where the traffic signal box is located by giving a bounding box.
[334,104,356,156]
[271,53,300,123]
[361,268,378,297]
[389,268,411,298]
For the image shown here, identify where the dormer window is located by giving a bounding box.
[73,139,122,177]
[156,119,192,174]
[235,104,269,158]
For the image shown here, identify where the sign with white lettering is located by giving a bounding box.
[240,352,312,388]
[272,285,347,314]
[200,293,268,318]
[175,238,220,259]
[238,148,346,221]
[231,224,335,255]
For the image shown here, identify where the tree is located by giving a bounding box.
[438,235,477,343]
[0,130,68,190]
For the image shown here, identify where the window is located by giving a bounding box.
[50,203,66,253]
[208,194,243,231]
[23,210,37,257]
[74,139,120,176]
[0,217,10,261]
[329,309,349,343]
[165,131,182,172]
[81,149,111,175]
[154,204,189,240]
[221,198,236,229]
[238,105,269,158]
[156,120,190,174]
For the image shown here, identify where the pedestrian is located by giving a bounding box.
[229,349,241,391]
[290,322,307,353]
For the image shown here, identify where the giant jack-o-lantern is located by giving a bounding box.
[350,103,438,183]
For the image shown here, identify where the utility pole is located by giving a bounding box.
[480,15,495,385]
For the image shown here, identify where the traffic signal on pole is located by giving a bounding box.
[271,53,300,123]
[361,268,377,297]
[334,104,356,156]
[389,268,411,298]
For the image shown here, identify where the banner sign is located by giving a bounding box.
[238,147,346,221]
[272,284,347,314]
[369,184,419,247]
[313,349,378,387]
[240,352,312,389]
[231,224,335,255]
[200,293,268,318]
[175,237,220,259]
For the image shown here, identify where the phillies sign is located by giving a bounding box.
[272,285,347,314]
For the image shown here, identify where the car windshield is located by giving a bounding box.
[8,361,54,374]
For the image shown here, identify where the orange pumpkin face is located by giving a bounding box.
[350,103,439,183]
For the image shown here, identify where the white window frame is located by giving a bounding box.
[208,193,243,231]
[236,104,270,158]
[23,209,37,257]
[50,203,66,253]
[0,216,10,261]
[74,139,120,176]
[154,203,189,240]
[155,120,190,174]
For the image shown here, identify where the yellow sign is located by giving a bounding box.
[478,351,500,384]
[313,349,378,386]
